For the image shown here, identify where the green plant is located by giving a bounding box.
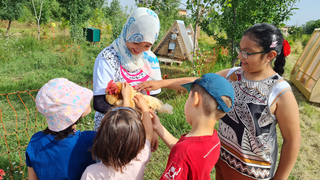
[59,17,70,31]
[34,59,44,69]
[202,0,299,66]
[89,8,104,29]
[301,34,311,47]
[40,24,49,37]
[0,0,25,35]
[69,0,91,42]
[58,44,84,66]
[17,5,34,23]
[291,40,303,54]
[191,49,211,76]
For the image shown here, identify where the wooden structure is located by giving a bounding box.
[158,57,183,66]
[290,28,320,103]
[153,20,199,61]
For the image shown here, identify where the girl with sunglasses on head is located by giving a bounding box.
[136,23,301,180]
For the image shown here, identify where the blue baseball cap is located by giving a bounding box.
[181,73,234,113]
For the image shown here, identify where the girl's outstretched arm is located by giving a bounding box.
[135,77,197,92]
[273,90,301,180]
[136,68,232,92]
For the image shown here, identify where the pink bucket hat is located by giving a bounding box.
[36,78,93,132]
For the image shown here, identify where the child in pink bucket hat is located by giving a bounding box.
[25,78,97,180]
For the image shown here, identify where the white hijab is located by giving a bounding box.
[111,7,162,80]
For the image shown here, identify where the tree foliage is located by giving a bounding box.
[0,0,25,35]
[288,26,304,37]
[150,0,187,47]
[69,0,91,41]
[186,0,218,70]
[104,0,128,40]
[30,0,51,25]
[201,0,299,66]
[89,8,104,29]
[304,19,320,34]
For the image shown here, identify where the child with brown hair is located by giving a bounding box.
[81,82,154,180]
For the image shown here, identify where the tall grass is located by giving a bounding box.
[0,34,102,95]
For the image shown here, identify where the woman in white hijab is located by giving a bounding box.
[92,7,161,150]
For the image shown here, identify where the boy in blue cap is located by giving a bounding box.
[149,73,234,180]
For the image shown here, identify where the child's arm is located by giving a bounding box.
[273,90,301,180]
[121,82,131,107]
[135,69,232,92]
[149,111,178,150]
[135,77,197,92]
[151,131,159,152]
[28,167,39,180]
[133,95,153,143]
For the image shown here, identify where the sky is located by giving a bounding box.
[119,0,320,27]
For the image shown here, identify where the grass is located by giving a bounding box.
[280,53,320,180]
[1,20,320,180]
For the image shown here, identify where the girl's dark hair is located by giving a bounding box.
[244,23,286,76]
[91,108,146,173]
[42,118,82,140]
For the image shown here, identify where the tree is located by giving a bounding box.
[105,0,128,40]
[288,25,304,37]
[69,0,91,41]
[31,0,44,41]
[202,0,299,67]
[89,0,105,10]
[0,0,25,36]
[304,19,320,34]
[149,0,182,47]
[89,8,104,29]
[49,0,63,21]
[186,0,218,71]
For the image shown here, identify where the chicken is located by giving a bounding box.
[105,80,173,114]
[162,74,169,79]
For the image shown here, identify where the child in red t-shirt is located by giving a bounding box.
[150,73,234,180]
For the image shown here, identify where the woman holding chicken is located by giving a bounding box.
[92,7,162,150]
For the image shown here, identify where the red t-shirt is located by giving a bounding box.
[160,130,221,180]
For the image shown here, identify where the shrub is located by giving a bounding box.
[291,40,303,54]
[301,34,311,47]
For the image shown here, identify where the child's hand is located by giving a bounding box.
[149,110,161,132]
[151,132,159,152]
[121,82,131,101]
[135,80,160,92]
[133,95,148,112]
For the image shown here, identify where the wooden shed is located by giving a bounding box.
[290,28,320,103]
[153,20,198,61]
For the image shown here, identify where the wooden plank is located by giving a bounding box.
[158,57,183,66]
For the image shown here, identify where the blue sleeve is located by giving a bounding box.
[25,150,32,167]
